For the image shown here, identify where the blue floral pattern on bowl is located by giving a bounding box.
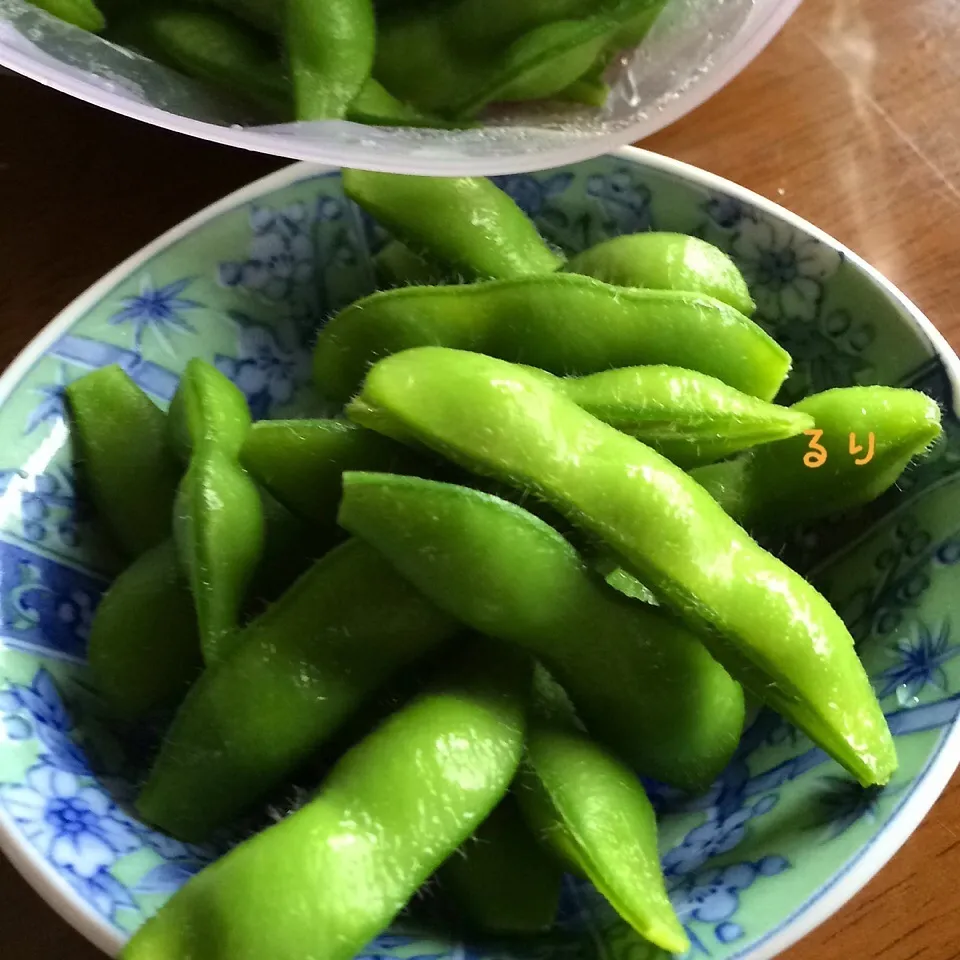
[1,151,959,960]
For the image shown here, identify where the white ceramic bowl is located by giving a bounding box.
[0,0,802,175]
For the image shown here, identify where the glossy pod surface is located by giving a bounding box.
[239,419,430,527]
[314,274,790,405]
[288,0,376,119]
[349,347,897,787]
[692,386,942,528]
[170,359,264,664]
[343,169,562,280]
[125,643,528,960]
[339,472,744,790]
[136,538,459,842]
[516,680,688,954]
[66,365,182,559]
[536,365,813,468]
[563,231,755,316]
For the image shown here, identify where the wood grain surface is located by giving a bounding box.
[2,0,960,957]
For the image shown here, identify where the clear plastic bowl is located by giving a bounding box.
[0,0,802,175]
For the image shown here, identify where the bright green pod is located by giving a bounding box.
[28,0,105,31]
[563,232,755,316]
[288,0,375,120]
[126,643,527,960]
[239,419,430,527]
[66,365,182,559]
[87,540,202,720]
[339,472,744,791]
[373,0,663,117]
[314,274,790,405]
[169,360,264,664]
[691,386,942,529]
[373,241,450,289]
[437,796,563,935]
[348,347,897,787]
[174,451,264,664]
[516,677,688,955]
[136,538,459,842]
[342,170,562,280]
[535,365,813,468]
[346,79,454,128]
[167,357,251,461]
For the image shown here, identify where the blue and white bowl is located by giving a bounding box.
[1,147,959,960]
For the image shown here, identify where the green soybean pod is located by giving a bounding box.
[534,365,813,468]
[373,241,449,289]
[313,275,790,405]
[347,79,463,128]
[338,472,744,791]
[167,357,251,462]
[208,0,280,32]
[125,642,528,960]
[169,360,264,664]
[66,366,182,559]
[564,232,755,316]
[239,419,431,527]
[342,170,562,280]
[288,0,376,119]
[174,451,264,664]
[87,540,202,720]
[516,679,688,955]
[437,796,563,935]
[136,538,459,842]
[109,6,292,118]
[347,347,896,787]
[691,386,942,528]
[28,0,105,30]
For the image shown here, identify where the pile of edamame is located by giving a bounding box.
[68,171,943,960]
[27,0,668,125]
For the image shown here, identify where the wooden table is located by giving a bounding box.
[3,0,960,956]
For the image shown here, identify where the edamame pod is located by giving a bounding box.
[339,472,744,790]
[288,0,375,120]
[374,0,663,117]
[563,232,755,316]
[171,360,264,664]
[136,538,459,842]
[66,365,182,559]
[373,241,449,288]
[347,79,452,128]
[126,642,527,960]
[239,419,430,527]
[314,275,790,404]
[533,365,813,467]
[208,0,280,33]
[167,357,251,461]
[691,386,942,528]
[88,540,202,720]
[348,347,897,787]
[342,170,563,280]
[28,0,104,31]
[516,677,688,955]
[110,7,291,118]
[437,796,563,934]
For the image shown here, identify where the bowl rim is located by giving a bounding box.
[0,0,802,176]
[1,143,958,960]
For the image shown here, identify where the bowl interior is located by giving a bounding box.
[0,0,801,174]
[1,153,960,960]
